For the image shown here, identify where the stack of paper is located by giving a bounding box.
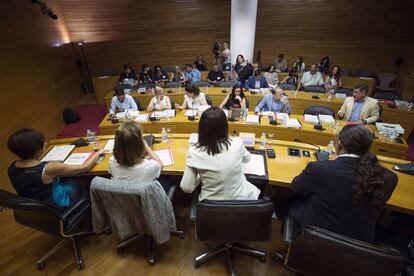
[243,154,266,176]
[318,115,335,124]
[286,118,302,128]
[135,114,148,122]
[116,112,126,119]
[376,122,405,136]
[188,133,199,145]
[154,149,175,167]
[184,110,197,117]
[41,145,75,162]
[260,88,271,94]
[198,105,211,116]
[154,110,175,118]
[63,152,93,165]
[127,110,139,117]
[335,93,347,99]
[245,115,260,124]
[276,113,289,120]
[304,114,319,124]
[104,139,115,153]
[261,111,274,117]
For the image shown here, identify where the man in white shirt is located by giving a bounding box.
[109,85,138,115]
[297,64,324,90]
[221,42,231,71]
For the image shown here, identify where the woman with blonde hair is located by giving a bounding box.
[108,121,169,190]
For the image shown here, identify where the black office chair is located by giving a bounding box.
[278,83,297,91]
[134,97,143,111]
[219,81,237,87]
[304,105,335,118]
[165,81,181,88]
[275,216,414,276]
[303,85,326,93]
[193,81,210,88]
[334,87,353,96]
[191,198,275,275]
[0,189,91,271]
[205,95,213,106]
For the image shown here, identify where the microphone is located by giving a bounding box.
[294,139,330,161]
[149,102,157,122]
[373,147,414,175]
[188,98,196,121]
[313,112,324,130]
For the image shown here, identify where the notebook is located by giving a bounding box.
[41,145,75,162]
[154,149,174,167]
[104,139,115,153]
[63,152,93,165]
[243,154,266,176]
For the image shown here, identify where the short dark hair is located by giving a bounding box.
[185,63,193,68]
[123,64,130,70]
[354,84,369,93]
[8,128,45,159]
[278,53,284,59]
[185,85,200,96]
[196,107,230,155]
[254,70,262,76]
[114,84,125,96]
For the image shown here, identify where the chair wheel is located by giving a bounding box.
[77,262,85,271]
[194,260,201,268]
[37,262,45,270]
[149,259,155,266]
[117,247,123,254]
[179,233,185,239]
[260,256,266,263]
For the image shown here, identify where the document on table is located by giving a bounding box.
[276,112,289,120]
[245,115,260,124]
[127,110,139,117]
[135,114,148,122]
[304,114,319,124]
[154,149,175,167]
[104,139,115,153]
[318,115,335,124]
[243,154,266,176]
[63,152,93,165]
[184,110,197,117]
[261,111,274,117]
[188,133,199,145]
[286,118,302,128]
[115,112,126,119]
[41,145,75,162]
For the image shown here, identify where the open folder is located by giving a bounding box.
[154,149,174,167]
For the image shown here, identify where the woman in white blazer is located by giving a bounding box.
[180,107,260,201]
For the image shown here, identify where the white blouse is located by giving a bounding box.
[184,92,206,110]
[108,157,161,182]
[180,137,260,201]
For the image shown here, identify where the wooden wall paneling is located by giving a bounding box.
[0,0,83,192]
[59,0,232,77]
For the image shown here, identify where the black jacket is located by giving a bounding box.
[289,157,397,243]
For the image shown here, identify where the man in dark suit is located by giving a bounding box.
[246,70,269,90]
[288,125,398,243]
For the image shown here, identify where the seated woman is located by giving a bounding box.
[180,107,260,201]
[194,54,207,71]
[280,68,299,87]
[169,65,186,86]
[317,56,330,75]
[147,86,172,112]
[324,65,342,94]
[292,56,306,73]
[174,85,207,110]
[7,128,104,210]
[288,125,398,243]
[139,64,154,86]
[219,85,247,110]
[153,65,170,85]
[264,64,279,88]
[108,121,169,192]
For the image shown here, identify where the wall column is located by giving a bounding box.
[230,0,258,64]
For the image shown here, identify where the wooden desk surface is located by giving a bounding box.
[103,88,414,138]
[99,110,409,159]
[48,134,414,215]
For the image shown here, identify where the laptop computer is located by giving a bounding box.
[230,108,247,119]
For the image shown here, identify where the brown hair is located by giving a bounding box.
[113,121,146,166]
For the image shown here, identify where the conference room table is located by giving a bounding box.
[103,88,414,139]
[99,110,409,160]
[47,134,414,216]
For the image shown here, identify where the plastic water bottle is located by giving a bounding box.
[259,133,266,149]
[326,140,335,155]
[161,128,168,142]
[86,129,95,144]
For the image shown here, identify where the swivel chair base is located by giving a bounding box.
[37,236,84,271]
[194,242,266,276]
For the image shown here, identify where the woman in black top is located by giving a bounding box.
[139,64,154,86]
[288,125,398,243]
[219,85,247,110]
[281,68,299,86]
[233,54,253,88]
[153,65,169,84]
[318,56,330,75]
[194,54,207,71]
[7,129,104,210]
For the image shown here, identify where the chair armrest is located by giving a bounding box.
[60,199,91,235]
[272,211,278,220]
[283,215,295,245]
[167,185,177,201]
[189,193,198,222]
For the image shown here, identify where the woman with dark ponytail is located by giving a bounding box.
[288,125,397,243]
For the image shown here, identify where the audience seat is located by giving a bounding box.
[303,85,325,93]
[304,106,335,118]
[278,83,297,91]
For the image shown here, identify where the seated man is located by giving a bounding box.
[288,125,397,243]
[185,63,201,86]
[297,64,324,90]
[246,70,269,90]
[118,64,138,87]
[147,86,172,112]
[338,84,379,124]
[207,64,225,86]
[254,87,291,114]
[109,84,138,115]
